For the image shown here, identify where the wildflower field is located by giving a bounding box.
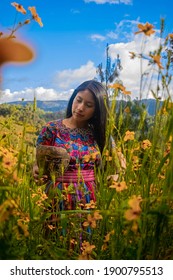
[0,3,173,260]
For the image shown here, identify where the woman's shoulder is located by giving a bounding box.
[45,119,63,129]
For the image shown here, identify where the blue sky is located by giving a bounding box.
[0,0,172,103]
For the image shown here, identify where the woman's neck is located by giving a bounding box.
[63,117,88,129]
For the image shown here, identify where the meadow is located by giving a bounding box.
[0,4,173,260]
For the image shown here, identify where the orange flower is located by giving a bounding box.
[141,139,152,150]
[83,151,100,162]
[11,2,26,14]
[124,106,130,113]
[128,195,142,210]
[84,200,96,209]
[125,195,142,221]
[124,130,135,141]
[132,155,141,171]
[150,54,164,69]
[83,211,102,228]
[109,83,126,91]
[93,210,103,220]
[125,208,141,221]
[78,241,95,260]
[103,150,112,161]
[129,51,136,59]
[109,83,131,95]
[104,230,115,242]
[109,181,128,192]
[135,22,155,36]
[28,7,43,27]
[169,33,173,39]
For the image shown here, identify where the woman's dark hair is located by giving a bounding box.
[66,80,109,153]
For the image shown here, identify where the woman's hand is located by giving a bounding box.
[33,162,49,185]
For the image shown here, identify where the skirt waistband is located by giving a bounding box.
[56,169,95,183]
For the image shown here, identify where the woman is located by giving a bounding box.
[33,80,109,212]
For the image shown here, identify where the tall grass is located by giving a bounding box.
[0,20,173,260]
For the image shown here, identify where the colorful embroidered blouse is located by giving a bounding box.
[36,119,101,210]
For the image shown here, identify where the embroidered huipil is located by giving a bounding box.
[36,119,101,210]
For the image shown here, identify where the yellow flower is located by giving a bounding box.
[28,7,43,27]
[124,130,135,141]
[83,214,96,228]
[83,152,99,162]
[128,195,142,210]
[109,181,128,192]
[84,200,96,209]
[78,241,95,260]
[131,220,138,233]
[150,54,164,69]
[124,106,130,113]
[17,219,29,237]
[83,211,102,228]
[0,147,17,171]
[125,208,141,221]
[11,2,27,14]
[93,210,103,220]
[103,149,112,161]
[109,83,131,95]
[132,155,141,171]
[125,195,142,221]
[141,139,152,150]
[129,51,136,59]
[135,22,155,36]
[104,230,115,242]
[169,33,173,39]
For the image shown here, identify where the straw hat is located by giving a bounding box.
[36,145,70,178]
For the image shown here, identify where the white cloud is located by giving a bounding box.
[107,35,166,99]
[0,87,73,103]
[89,19,140,44]
[53,61,96,90]
[84,0,132,4]
[90,34,106,41]
[1,33,172,103]
[0,61,97,103]
[70,9,80,14]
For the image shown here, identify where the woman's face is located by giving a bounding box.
[72,89,95,122]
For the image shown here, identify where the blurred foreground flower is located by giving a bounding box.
[125,195,142,221]
[0,37,34,66]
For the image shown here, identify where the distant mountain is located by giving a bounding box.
[6,98,163,115]
[7,100,68,112]
[138,99,161,116]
